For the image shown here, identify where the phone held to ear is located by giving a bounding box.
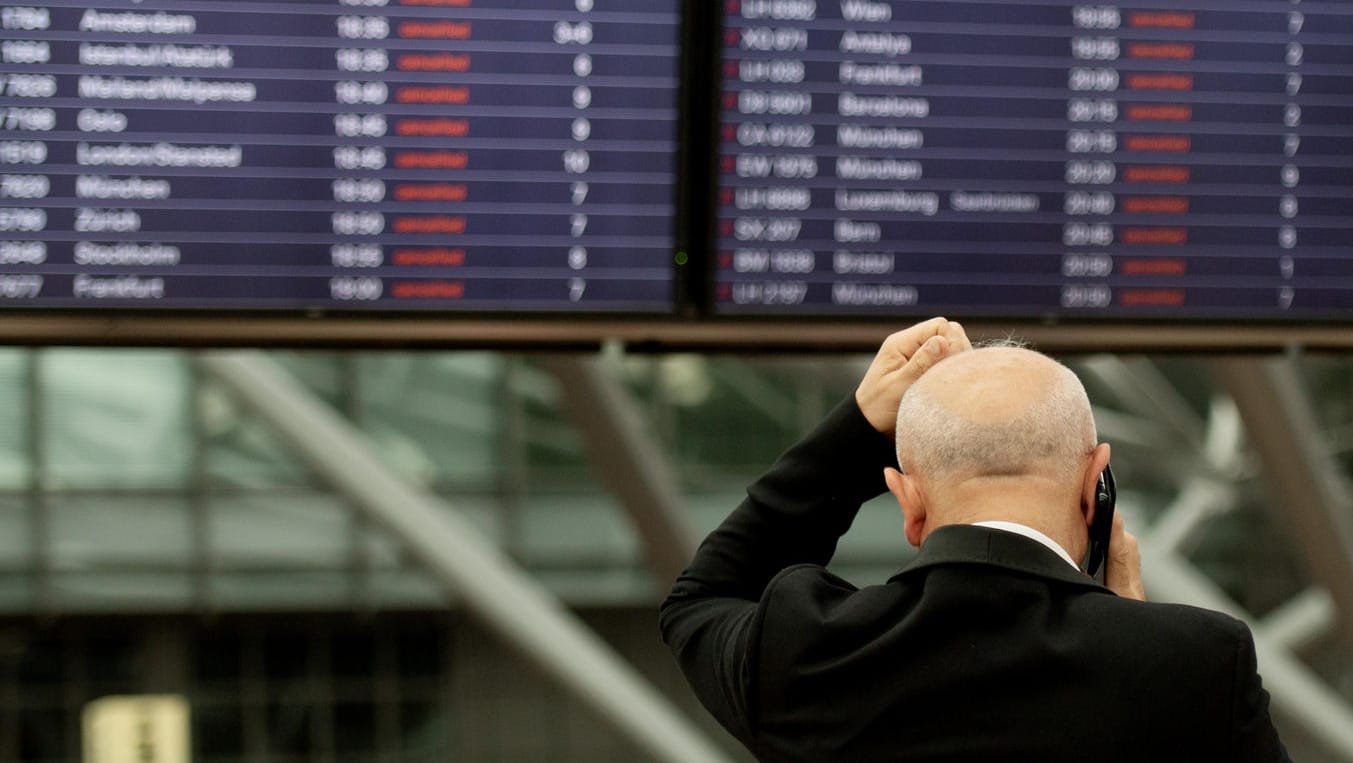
[1084,463,1116,580]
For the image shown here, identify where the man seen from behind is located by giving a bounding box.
[660,317,1289,762]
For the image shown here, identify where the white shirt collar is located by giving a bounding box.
[972,520,1080,571]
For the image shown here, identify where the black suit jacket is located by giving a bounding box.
[660,397,1289,762]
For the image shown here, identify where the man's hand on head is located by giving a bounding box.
[1105,512,1146,601]
[855,317,972,435]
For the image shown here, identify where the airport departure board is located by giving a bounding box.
[6,0,1353,339]
[0,1,680,311]
[715,2,1353,317]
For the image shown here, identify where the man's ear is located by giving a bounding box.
[1079,442,1113,527]
[885,467,927,548]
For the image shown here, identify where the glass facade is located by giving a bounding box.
[0,346,1348,760]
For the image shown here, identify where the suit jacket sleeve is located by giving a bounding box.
[658,395,898,745]
[1230,619,1292,761]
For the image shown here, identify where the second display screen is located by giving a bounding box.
[714,1,1353,318]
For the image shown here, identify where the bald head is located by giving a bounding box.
[896,347,1097,483]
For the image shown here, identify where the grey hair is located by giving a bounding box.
[974,336,1030,350]
[896,354,1097,480]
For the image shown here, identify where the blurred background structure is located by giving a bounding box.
[1,345,1353,762]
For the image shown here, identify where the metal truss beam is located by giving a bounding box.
[198,351,729,763]
[1212,357,1353,649]
[1081,356,1206,448]
[1261,587,1337,655]
[537,355,696,586]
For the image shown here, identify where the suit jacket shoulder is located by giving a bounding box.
[745,526,1288,762]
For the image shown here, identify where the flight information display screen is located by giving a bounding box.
[0,0,680,312]
[715,2,1353,318]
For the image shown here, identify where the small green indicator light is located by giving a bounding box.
[674,251,689,266]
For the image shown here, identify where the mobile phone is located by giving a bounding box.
[1085,463,1116,579]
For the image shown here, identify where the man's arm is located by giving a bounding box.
[658,394,899,742]
[658,319,969,743]
[1230,621,1292,761]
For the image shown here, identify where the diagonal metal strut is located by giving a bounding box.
[1212,357,1353,650]
[537,354,696,586]
[198,351,730,763]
